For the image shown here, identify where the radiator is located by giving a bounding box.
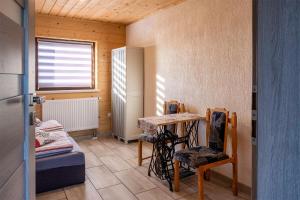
[42,97,99,132]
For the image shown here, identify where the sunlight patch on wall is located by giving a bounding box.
[112,56,127,103]
[156,74,165,116]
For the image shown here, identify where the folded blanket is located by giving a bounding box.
[36,132,73,153]
[36,120,64,132]
[36,146,73,159]
[35,131,55,148]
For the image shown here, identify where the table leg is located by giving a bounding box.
[147,120,200,192]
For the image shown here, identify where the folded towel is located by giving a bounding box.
[36,120,64,132]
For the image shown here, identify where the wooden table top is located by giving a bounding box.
[137,112,205,132]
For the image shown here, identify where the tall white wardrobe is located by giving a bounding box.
[111,47,144,142]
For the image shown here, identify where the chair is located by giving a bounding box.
[137,100,184,166]
[174,108,238,200]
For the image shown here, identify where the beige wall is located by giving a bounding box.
[126,0,252,186]
[35,14,126,134]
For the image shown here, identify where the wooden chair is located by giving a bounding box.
[137,100,184,166]
[174,108,238,200]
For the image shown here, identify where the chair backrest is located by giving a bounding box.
[163,100,181,115]
[163,100,184,134]
[205,108,237,158]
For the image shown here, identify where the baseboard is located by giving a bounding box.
[210,170,251,195]
[98,131,113,137]
[70,130,112,140]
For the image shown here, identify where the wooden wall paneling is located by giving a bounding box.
[0,96,24,188]
[0,12,23,74]
[35,14,126,134]
[256,0,300,199]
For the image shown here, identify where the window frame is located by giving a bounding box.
[35,37,96,91]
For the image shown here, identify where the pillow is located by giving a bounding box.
[34,118,42,127]
[35,131,55,148]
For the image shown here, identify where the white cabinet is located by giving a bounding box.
[111,47,144,142]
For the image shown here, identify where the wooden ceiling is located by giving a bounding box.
[35,0,185,24]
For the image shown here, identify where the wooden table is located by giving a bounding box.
[138,113,205,191]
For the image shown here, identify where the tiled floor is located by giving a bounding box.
[36,137,250,200]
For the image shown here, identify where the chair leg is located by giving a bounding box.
[198,167,205,200]
[138,140,143,166]
[232,161,238,196]
[204,169,211,181]
[174,160,180,192]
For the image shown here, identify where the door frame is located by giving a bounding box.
[22,0,35,199]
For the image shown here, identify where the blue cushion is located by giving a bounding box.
[209,112,226,152]
[174,146,229,168]
[138,133,157,143]
[165,103,179,133]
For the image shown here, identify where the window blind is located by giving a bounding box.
[37,39,94,90]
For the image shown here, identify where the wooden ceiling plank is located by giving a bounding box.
[49,0,68,15]
[67,0,91,18]
[58,0,79,16]
[73,0,99,18]
[35,0,186,24]
[89,0,121,20]
[36,0,46,13]
[41,0,57,14]
[97,0,136,20]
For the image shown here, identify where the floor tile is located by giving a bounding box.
[112,146,137,160]
[136,188,173,200]
[148,175,196,199]
[126,157,150,168]
[85,152,103,168]
[36,189,66,200]
[100,155,132,172]
[86,166,120,189]
[77,140,92,153]
[64,179,103,200]
[37,137,251,200]
[178,193,212,200]
[86,140,115,158]
[98,184,137,200]
[98,137,124,149]
[115,169,156,194]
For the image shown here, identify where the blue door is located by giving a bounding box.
[0,0,35,199]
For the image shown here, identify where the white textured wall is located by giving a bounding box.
[126,0,252,186]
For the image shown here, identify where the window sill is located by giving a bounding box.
[37,89,100,95]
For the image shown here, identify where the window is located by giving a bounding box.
[36,38,95,90]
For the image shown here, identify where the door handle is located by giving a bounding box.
[33,96,45,104]
[29,93,45,106]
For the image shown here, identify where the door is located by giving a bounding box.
[0,0,35,200]
[255,0,300,200]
